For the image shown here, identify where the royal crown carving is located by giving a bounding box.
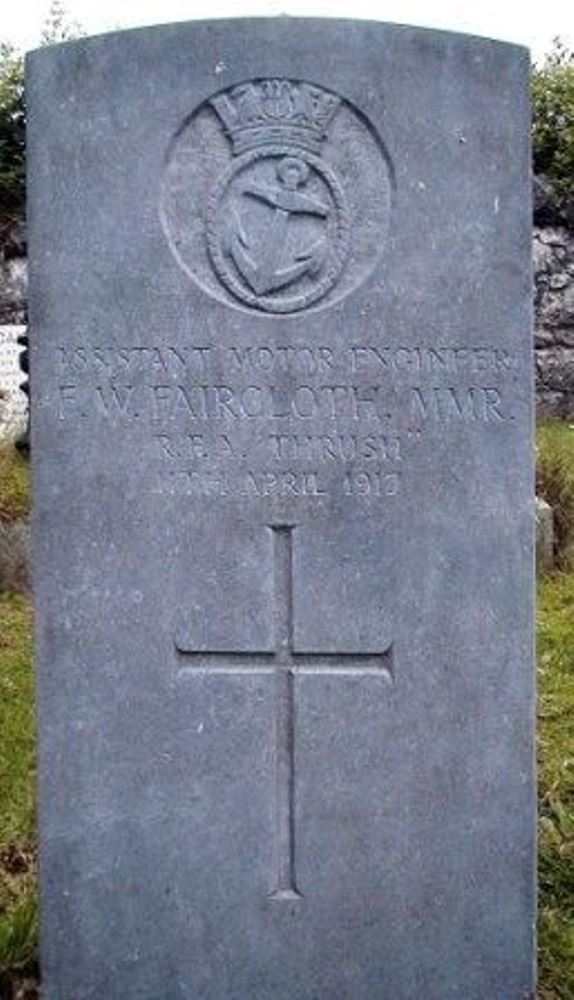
[209,80,341,156]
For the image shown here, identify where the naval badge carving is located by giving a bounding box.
[161,78,393,314]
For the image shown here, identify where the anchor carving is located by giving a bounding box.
[226,156,330,296]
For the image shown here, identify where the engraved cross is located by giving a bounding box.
[175,525,393,899]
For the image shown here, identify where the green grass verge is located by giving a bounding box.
[538,572,574,998]
[0,446,30,524]
[536,422,574,569]
[0,593,37,979]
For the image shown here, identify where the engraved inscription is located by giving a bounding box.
[410,386,507,422]
[175,525,393,898]
[161,80,393,313]
[54,338,520,507]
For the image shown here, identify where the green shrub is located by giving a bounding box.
[0,44,25,219]
[0,2,82,222]
[532,40,574,203]
[536,422,574,569]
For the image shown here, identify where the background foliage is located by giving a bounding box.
[0,44,25,220]
[0,1,81,223]
[532,40,574,203]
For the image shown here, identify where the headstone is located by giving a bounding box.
[0,325,27,440]
[28,20,535,999]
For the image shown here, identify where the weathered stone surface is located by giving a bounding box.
[28,19,534,999]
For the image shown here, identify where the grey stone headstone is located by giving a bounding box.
[28,19,535,999]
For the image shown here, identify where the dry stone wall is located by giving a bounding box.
[0,325,27,440]
[533,177,574,416]
[534,223,574,416]
[0,220,27,441]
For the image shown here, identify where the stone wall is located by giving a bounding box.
[534,178,574,416]
[0,325,27,440]
[2,182,574,418]
[534,226,574,415]
[533,178,574,417]
[0,219,28,442]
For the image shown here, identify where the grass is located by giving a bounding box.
[536,421,574,997]
[0,434,573,994]
[536,422,574,569]
[0,446,30,524]
[537,572,574,998]
[0,592,37,988]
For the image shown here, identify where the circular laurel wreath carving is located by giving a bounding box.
[161,78,393,315]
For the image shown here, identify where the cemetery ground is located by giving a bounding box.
[0,431,572,998]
